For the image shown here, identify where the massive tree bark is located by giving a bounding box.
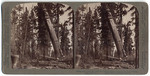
[41,4,63,58]
[105,4,124,58]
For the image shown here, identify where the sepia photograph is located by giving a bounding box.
[75,3,139,69]
[10,3,74,69]
[10,2,139,69]
[1,1,148,74]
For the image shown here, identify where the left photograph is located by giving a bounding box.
[10,3,74,69]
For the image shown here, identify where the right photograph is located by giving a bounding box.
[75,3,139,69]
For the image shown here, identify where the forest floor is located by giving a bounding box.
[20,57,73,69]
[19,56,135,69]
[21,59,134,69]
[78,59,135,69]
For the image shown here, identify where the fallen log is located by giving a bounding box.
[102,55,121,61]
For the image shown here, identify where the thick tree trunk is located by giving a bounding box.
[41,4,62,59]
[106,5,124,58]
[108,18,124,58]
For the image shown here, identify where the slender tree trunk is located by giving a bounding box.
[31,41,34,59]
[85,8,92,56]
[43,46,46,59]
[18,10,22,66]
[22,19,28,62]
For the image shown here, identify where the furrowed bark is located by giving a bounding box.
[106,5,125,58]
[41,4,62,58]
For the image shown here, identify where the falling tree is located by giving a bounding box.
[100,3,114,60]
